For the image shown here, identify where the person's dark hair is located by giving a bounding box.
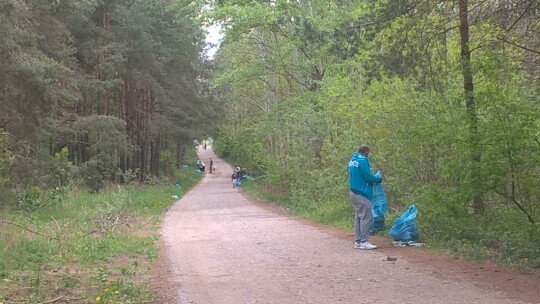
[358,144,370,155]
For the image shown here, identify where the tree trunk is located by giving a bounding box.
[101,4,111,116]
[459,0,483,213]
[150,139,156,176]
[176,141,182,168]
[150,135,161,176]
[139,141,146,182]
[120,81,127,119]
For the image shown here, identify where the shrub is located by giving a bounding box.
[17,187,45,212]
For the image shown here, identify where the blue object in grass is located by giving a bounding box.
[389,204,419,242]
[236,180,242,187]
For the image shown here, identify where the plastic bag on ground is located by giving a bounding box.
[389,204,419,242]
[369,183,388,234]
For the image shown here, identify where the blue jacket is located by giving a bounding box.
[348,152,382,200]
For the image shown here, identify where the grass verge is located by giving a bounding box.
[0,167,201,304]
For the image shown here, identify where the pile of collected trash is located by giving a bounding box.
[369,182,421,245]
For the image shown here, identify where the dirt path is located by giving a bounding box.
[161,147,538,304]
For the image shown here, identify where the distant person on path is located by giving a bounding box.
[231,171,239,188]
[196,158,201,171]
[209,158,214,173]
[348,144,382,250]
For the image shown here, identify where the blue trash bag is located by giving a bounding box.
[236,180,242,187]
[372,183,388,214]
[389,204,419,242]
[369,183,388,234]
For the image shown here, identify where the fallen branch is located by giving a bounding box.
[8,296,65,304]
[38,296,64,304]
[110,216,120,233]
[0,219,46,237]
[51,216,62,231]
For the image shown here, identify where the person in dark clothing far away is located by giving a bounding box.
[348,144,382,250]
[231,171,238,188]
[209,158,214,173]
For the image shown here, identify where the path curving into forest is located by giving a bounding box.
[160,147,537,304]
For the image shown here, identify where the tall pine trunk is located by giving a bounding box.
[150,135,161,176]
[101,3,111,115]
[459,0,483,213]
[176,141,186,168]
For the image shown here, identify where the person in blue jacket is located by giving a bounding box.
[349,144,382,250]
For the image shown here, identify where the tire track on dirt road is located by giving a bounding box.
[161,147,535,304]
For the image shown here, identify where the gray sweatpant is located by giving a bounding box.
[350,191,373,243]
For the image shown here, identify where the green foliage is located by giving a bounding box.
[118,168,141,185]
[211,0,540,268]
[74,158,107,192]
[53,147,73,187]
[15,186,68,213]
[94,279,154,303]
[0,167,202,300]
[418,185,540,268]
[16,187,45,212]
[0,131,11,190]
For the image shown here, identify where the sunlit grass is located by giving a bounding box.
[0,166,201,302]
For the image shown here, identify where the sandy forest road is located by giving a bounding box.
[161,147,537,304]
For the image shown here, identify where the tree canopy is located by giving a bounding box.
[0,0,213,199]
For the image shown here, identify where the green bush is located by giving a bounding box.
[17,187,45,212]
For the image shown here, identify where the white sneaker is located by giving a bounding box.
[354,241,377,250]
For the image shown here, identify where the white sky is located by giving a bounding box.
[204,23,223,59]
